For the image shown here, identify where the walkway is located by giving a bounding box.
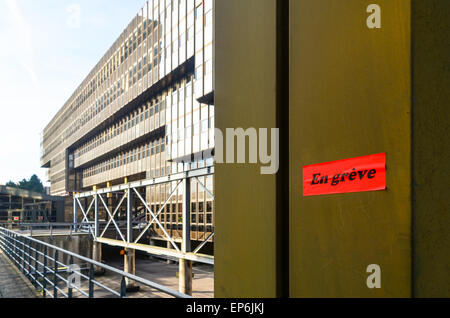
[0,249,38,298]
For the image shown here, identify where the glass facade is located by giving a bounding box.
[41,0,214,242]
[41,0,214,195]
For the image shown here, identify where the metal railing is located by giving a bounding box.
[10,221,145,238]
[15,222,88,237]
[0,226,191,298]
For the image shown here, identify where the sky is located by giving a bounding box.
[0,0,146,186]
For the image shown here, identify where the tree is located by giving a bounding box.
[5,181,16,187]
[5,175,45,194]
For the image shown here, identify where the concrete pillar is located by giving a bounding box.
[167,241,174,264]
[7,211,12,230]
[8,195,11,224]
[20,209,24,223]
[92,241,104,275]
[7,195,12,229]
[124,248,139,292]
[21,197,24,222]
[179,258,193,295]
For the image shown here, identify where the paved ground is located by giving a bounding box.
[105,257,214,298]
[0,250,37,298]
[64,257,214,298]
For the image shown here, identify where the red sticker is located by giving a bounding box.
[303,153,386,196]
[13,217,19,221]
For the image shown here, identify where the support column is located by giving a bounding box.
[106,182,113,223]
[124,248,139,292]
[179,259,193,295]
[127,185,133,244]
[8,195,12,229]
[93,192,104,275]
[179,177,193,295]
[21,197,24,223]
[92,241,104,275]
[167,241,174,264]
[94,193,99,238]
[73,195,78,232]
[124,180,139,292]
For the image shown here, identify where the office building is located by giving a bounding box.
[41,0,214,246]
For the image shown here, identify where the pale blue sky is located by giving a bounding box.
[0,0,146,185]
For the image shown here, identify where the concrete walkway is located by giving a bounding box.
[0,250,38,298]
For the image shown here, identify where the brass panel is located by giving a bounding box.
[215,0,278,297]
[411,0,450,298]
[289,0,412,297]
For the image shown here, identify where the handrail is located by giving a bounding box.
[5,222,144,237]
[0,226,191,298]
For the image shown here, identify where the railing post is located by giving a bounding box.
[8,232,12,259]
[89,263,95,298]
[1,230,5,255]
[24,238,30,276]
[2,230,6,253]
[6,231,9,252]
[1,230,4,251]
[6,231,9,256]
[13,234,17,266]
[53,249,58,298]
[21,236,25,274]
[68,255,74,299]
[43,246,47,298]
[11,233,14,260]
[10,232,13,258]
[120,276,127,298]
[25,237,30,276]
[34,241,38,287]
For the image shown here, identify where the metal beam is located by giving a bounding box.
[98,194,126,242]
[95,237,214,265]
[75,198,94,237]
[194,177,215,200]
[73,197,77,231]
[193,232,215,254]
[133,182,182,251]
[99,192,127,238]
[94,194,99,238]
[72,167,215,268]
[75,167,214,199]
[126,186,132,243]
